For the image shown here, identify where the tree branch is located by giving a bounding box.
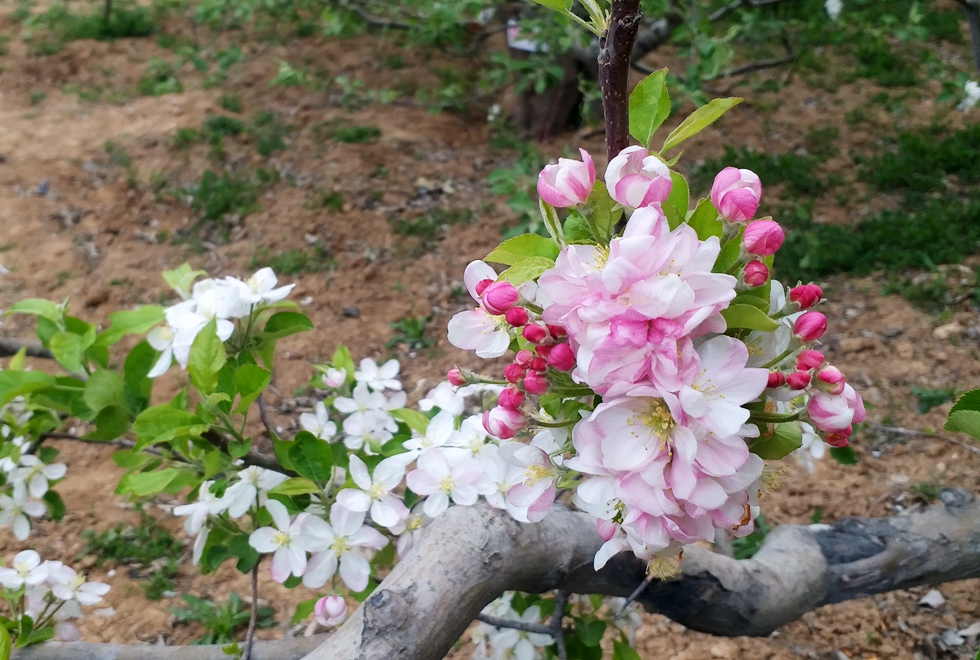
[13,635,327,660]
[599,0,644,162]
[708,0,791,23]
[961,0,980,72]
[0,339,55,360]
[475,613,553,635]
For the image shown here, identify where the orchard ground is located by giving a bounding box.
[0,5,979,659]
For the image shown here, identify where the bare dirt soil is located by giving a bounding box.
[0,7,978,659]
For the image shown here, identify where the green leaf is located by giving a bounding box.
[132,404,209,449]
[563,212,593,244]
[944,410,980,441]
[9,299,62,321]
[49,332,86,373]
[123,341,156,414]
[585,180,621,242]
[291,599,318,625]
[528,0,571,10]
[391,408,430,434]
[628,69,671,148]
[235,364,271,414]
[268,477,320,496]
[538,198,564,247]
[948,389,980,415]
[8,347,26,372]
[115,468,182,496]
[83,404,131,441]
[262,312,314,340]
[187,319,226,396]
[162,263,206,297]
[0,621,10,660]
[668,171,689,218]
[332,345,356,384]
[575,619,607,647]
[731,291,770,311]
[830,446,859,465]
[661,97,743,154]
[203,449,222,479]
[687,198,723,240]
[84,369,126,412]
[287,432,334,483]
[713,226,744,274]
[750,422,803,459]
[613,640,642,660]
[111,449,155,470]
[272,436,295,471]
[94,306,165,348]
[721,304,779,332]
[485,234,559,266]
[0,371,58,406]
[663,201,684,230]
[42,491,65,521]
[229,534,260,573]
[497,256,555,285]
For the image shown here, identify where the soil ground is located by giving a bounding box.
[0,5,979,659]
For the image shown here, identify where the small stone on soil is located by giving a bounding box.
[343,306,360,318]
[919,589,946,609]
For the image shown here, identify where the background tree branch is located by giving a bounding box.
[0,338,55,360]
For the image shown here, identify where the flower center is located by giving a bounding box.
[438,475,455,493]
[331,536,351,555]
[369,483,386,499]
[272,530,291,547]
[638,399,675,445]
[523,464,551,486]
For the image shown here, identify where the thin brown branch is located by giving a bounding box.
[475,613,554,635]
[243,564,260,660]
[202,429,296,476]
[867,424,980,454]
[599,0,644,162]
[0,339,55,360]
[714,53,795,78]
[256,395,276,439]
[708,0,790,22]
[551,590,568,660]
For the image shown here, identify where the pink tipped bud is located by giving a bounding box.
[322,367,347,389]
[789,283,823,309]
[523,371,550,395]
[515,350,534,365]
[315,596,348,627]
[794,311,828,341]
[481,281,519,315]
[767,372,786,389]
[536,344,554,360]
[816,366,845,395]
[824,426,852,448]
[742,219,785,256]
[546,324,567,339]
[604,146,673,208]
[474,278,493,297]
[743,260,769,287]
[787,371,812,390]
[447,368,466,386]
[505,306,529,327]
[711,167,762,222]
[522,324,548,344]
[529,357,547,372]
[498,387,525,410]
[796,350,825,371]
[504,363,527,384]
[483,406,525,439]
[546,343,576,371]
[536,148,596,208]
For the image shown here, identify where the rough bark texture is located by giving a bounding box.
[598,0,643,161]
[13,635,326,659]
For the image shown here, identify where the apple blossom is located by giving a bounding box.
[522,323,548,343]
[0,550,48,590]
[501,444,558,523]
[536,148,595,208]
[481,281,519,316]
[228,267,295,305]
[223,466,289,518]
[354,358,402,392]
[742,261,769,287]
[604,146,672,208]
[794,311,827,341]
[405,448,486,517]
[711,167,762,222]
[546,343,576,371]
[447,368,466,386]
[505,363,527,384]
[302,504,389,592]
[787,371,812,390]
[249,500,326,583]
[794,422,826,474]
[796,350,825,371]
[482,405,526,439]
[174,480,229,536]
[815,365,845,394]
[47,563,110,606]
[523,371,550,395]
[403,410,461,452]
[789,283,823,309]
[10,455,66,499]
[0,490,45,540]
[322,367,347,388]
[767,372,786,388]
[498,387,525,410]
[505,306,529,327]
[300,401,338,441]
[341,412,394,453]
[486,605,553,659]
[336,454,412,529]
[741,219,784,256]
[314,595,348,627]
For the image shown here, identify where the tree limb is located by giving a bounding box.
[0,339,55,360]
[13,635,327,660]
[599,0,644,161]
[708,0,791,23]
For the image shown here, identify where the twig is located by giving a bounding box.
[551,590,568,660]
[475,613,554,636]
[256,395,276,439]
[0,338,55,360]
[715,53,796,78]
[708,0,790,23]
[867,424,980,454]
[242,564,259,660]
[599,0,643,162]
[202,429,296,475]
[616,575,654,617]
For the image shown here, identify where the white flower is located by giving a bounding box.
[487,605,552,660]
[322,367,347,388]
[174,481,229,536]
[793,422,826,474]
[0,434,27,472]
[0,550,48,589]
[223,466,288,518]
[248,500,327,583]
[334,383,395,433]
[300,402,338,441]
[403,410,461,453]
[418,382,466,418]
[959,81,980,112]
[341,412,394,453]
[448,415,492,458]
[405,448,486,518]
[825,0,842,20]
[228,267,295,305]
[354,358,402,392]
[336,455,413,529]
[47,563,110,606]
[302,504,388,592]
[476,446,529,522]
[11,455,66,499]
[0,490,45,540]
[389,504,430,557]
[146,325,177,378]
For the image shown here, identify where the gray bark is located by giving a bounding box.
[0,339,55,360]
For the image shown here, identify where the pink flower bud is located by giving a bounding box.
[481,281,519,315]
[515,349,534,365]
[504,363,526,384]
[483,406,526,439]
[447,368,466,386]
[474,278,493,297]
[529,357,547,372]
[596,518,618,542]
[815,366,845,394]
[743,260,769,287]
[546,343,576,371]
[603,145,673,208]
[767,372,786,388]
[498,387,525,410]
[523,324,547,344]
[794,311,827,341]
[505,307,529,327]
[789,283,823,309]
[796,350,825,371]
[824,426,852,448]
[742,219,784,256]
[536,344,554,360]
[536,148,596,208]
[322,367,347,388]
[807,385,864,432]
[523,371,550,395]
[711,167,762,222]
[546,324,567,339]
[315,596,348,627]
[787,371,812,390]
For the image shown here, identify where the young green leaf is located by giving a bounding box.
[528,0,572,12]
[49,332,89,374]
[720,304,780,332]
[628,69,670,148]
[115,468,183,497]
[235,364,272,414]
[485,234,560,266]
[661,97,743,154]
[668,171,689,218]
[83,404,132,441]
[497,256,555,285]
[586,181,621,242]
[749,423,803,460]
[390,408,430,434]
[132,405,209,449]
[187,319,226,396]
[93,305,165,348]
[262,312,314,340]
[9,298,63,322]
[287,432,334,483]
[268,477,320,496]
[84,369,126,413]
[829,446,859,465]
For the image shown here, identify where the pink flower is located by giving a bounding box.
[447,368,466,386]
[796,350,825,370]
[742,220,784,256]
[815,366,845,394]
[482,281,519,315]
[315,596,347,627]
[498,387,525,410]
[604,146,672,208]
[522,324,548,343]
[447,261,512,359]
[505,363,526,383]
[546,343,576,371]
[807,383,864,432]
[501,444,557,523]
[524,371,550,395]
[824,428,852,448]
[743,261,768,287]
[711,167,762,222]
[767,372,786,388]
[505,307,529,327]
[405,448,486,517]
[789,283,822,309]
[536,148,595,208]
[482,406,526,439]
[787,371,811,390]
[794,311,827,341]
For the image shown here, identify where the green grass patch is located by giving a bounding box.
[389,208,473,239]
[331,125,382,144]
[192,170,261,222]
[217,94,243,113]
[693,147,827,200]
[251,246,336,274]
[137,58,183,96]
[172,592,276,645]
